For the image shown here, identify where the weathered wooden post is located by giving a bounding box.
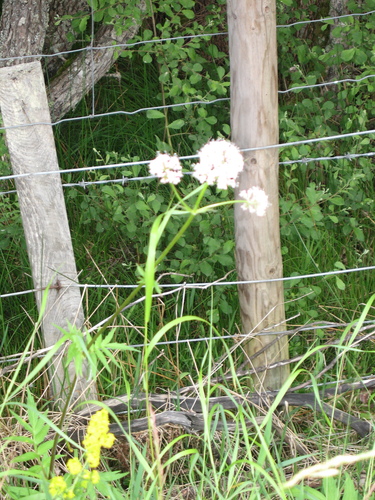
[0,61,97,407]
[228,0,289,389]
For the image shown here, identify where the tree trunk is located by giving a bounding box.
[228,0,289,390]
[0,0,146,120]
[48,4,146,121]
[44,0,90,77]
[0,0,49,66]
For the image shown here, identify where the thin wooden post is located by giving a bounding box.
[0,61,97,407]
[228,0,289,389]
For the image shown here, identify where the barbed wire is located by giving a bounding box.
[0,69,372,139]
[280,150,375,165]
[0,97,230,134]
[1,317,374,368]
[278,73,375,94]
[1,6,374,361]
[1,265,374,300]
[277,9,375,28]
[1,129,374,188]
[2,150,374,196]
[2,148,375,198]
[0,8,373,66]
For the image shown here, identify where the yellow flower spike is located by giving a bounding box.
[82,409,115,468]
[86,448,100,469]
[81,470,91,488]
[67,457,82,476]
[102,432,115,449]
[91,470,100,485]
[49,476,68,497]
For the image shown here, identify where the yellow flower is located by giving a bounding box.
[67,457,82,475]
[64,490,75,499]
[49,476,67,497]
[81,470,91,488]
[82,409,115,468]
[91,470,100,485]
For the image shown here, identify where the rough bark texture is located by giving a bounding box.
[0,0,49,66]
[228,0,289,390]
[48,2,146,121]
[44,0,89,77]
[0,0,146,120]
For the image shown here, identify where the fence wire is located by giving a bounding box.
[0,8,373,65]
[1,265,375,300]
[0,4,374,354]
[1,130,374,188]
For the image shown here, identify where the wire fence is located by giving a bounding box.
[0,3,374,362]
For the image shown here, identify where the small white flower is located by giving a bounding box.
[239,187,270,216]
[193,139,244,190]
[149,153,183,185]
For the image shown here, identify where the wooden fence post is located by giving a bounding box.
[0,61,97,407]
[228,0,290,389]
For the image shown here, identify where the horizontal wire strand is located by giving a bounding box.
[0,8,373,64]
[1,265,375,300]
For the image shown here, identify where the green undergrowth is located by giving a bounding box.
[1,300,375,499]
[1,0,375,498]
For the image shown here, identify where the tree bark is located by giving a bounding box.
[48,4,146,121]
[0,0,49,66]
[228,0,289,390]
[0,0,146,120]
[44,0,90,77]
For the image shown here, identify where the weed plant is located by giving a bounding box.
[1,0,375,498]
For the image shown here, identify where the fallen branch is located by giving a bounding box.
[75,377,375,438]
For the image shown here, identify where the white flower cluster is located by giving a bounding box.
[148,153,183,185]
[192,139,244,190]
[148,139,270,216]
[239,187,270,217]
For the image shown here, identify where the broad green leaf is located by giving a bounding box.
[222,123,231,134]
[37,440,54,455]
[146,109,165,119]
[217,66,225,79]
[168,119,185,130]
[200,261,213,276]
[335,276,346,290]
[79,16,88,32]
[330,196,344,205]
[190,73,201,84]
[340,48,355,62]
[198,107,207,118]
[182,9,194,19]
[342,474,358,500]
[135,199,149,211]
[334,261,346,270]
[353,226,365,241]
[11,451,39,463]
[205,115,217,125]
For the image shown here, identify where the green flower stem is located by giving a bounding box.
[88,184,208,350]
[155,183,208,267]
[50,183,210,472]
[170,184,192,212]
